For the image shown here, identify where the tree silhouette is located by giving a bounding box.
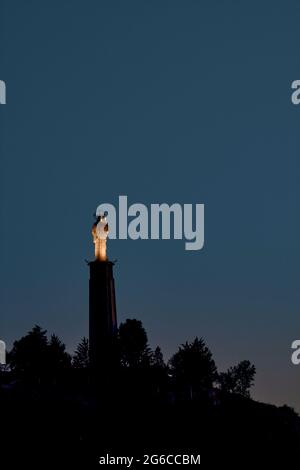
[9,325,48,382]
[218,360,256,397]
[150,346,167,394]
[169,337,217,397]
[151,346,165,369]
[118,319,152,368]
[9,326,71,383]
[73,337,89,369]
[47,334,71,373]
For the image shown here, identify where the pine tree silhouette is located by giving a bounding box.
[72,337,89,369]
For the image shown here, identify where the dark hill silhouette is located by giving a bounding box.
[1,321,300,467]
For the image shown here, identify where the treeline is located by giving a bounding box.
[4,319,256,399]
[2,321,300,466]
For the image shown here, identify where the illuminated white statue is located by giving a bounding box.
[92,214,109,261]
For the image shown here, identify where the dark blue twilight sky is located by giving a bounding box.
[1,1,300,410]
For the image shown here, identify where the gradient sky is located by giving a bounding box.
[1,1,300,411]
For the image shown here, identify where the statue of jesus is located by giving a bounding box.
[92,214,109,261]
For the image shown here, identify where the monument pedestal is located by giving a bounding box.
[89,260,117,375]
